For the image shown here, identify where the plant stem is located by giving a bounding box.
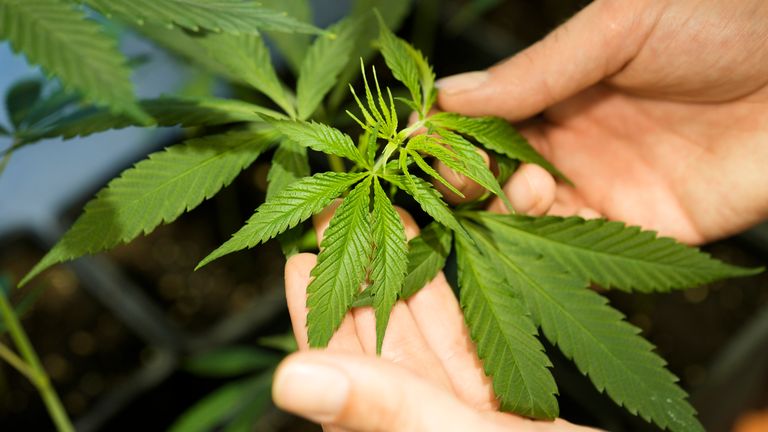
[0,341,37,383]
[328,155,345,172]
[0,294,74,432]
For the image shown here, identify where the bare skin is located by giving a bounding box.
[273,0,768,430]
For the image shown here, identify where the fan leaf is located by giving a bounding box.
[401,222,452,299]
[21,130,277,285]
[198,172,366,268]
[85,0,322,35]
[376,14,434,113]
[456,233,559,419]
[0,0,146,121]
[307,177,373,347]
[472,212,762,292]
[296,17,361,120]
[272,120,366,166]
[19,97,280,144]
[428,112,567,182]
[369,177,408,353]
[470,221,704,432]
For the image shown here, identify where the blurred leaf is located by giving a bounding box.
[5,79,42,130]
[18,96,280,145]
[328,0,413,111]
[296,16,361,120]
[0,283,46,334]
[259,333,298,353]
[86,0,322,35]
[0,0,148,122]
[260,0,313,73]
[0,124,8,136]
[21,130,278,286]
[168,371,273,432]
[185,347,280,377]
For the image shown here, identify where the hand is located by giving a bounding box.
[272,203,595,432]
[436,0,768,244]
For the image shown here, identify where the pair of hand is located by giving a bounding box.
[273,0,768,430]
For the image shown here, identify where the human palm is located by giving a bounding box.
[438,0,768,245]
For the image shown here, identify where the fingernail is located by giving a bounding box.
[435,71,488,95]
[273,359,350,423]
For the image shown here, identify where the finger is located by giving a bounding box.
[407,272,497,410]
[436,0,657,121]
[274,352,597,432]
[433,147,495,205]
[351,208,455,391]
[488,163,557,215]
[285,253,364,354]
[273,352,496,432]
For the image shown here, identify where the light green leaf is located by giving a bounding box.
[19,97,281,144]
[471,223,704,432]
[432,128,512,209]
[376,14,434,113]
[307,177,373,347]
[296,17,361,120]
[0,0,147,121]
[267,140,310,256]
[185,347,280,377]
[21,130,275,286]
[473,212,762,293]
[385,174,468,239]
[5,78,42,130]
[272,120,366,165]
[168,371,273,432]
[195,33,295,116]
[370,177,408,353]
[260,0,312,73]
[407,148,464,198]
[428,112,568,182]
[198,172,365,268]
[401,222,452,299]
[86,0,322,35]
[456,233,559,419]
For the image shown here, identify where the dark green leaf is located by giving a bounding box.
[457,232,559,419]
[401,222,452,299]
[21,130,276,286]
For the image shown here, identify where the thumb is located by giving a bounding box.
[436,0,658,121]
[272,351,501,432]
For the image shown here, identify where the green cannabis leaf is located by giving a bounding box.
[0,0,147,121]
[307,177,373,347]
[85,0,322,35]
[198,172,367,268]
[376,12,435,115]
[18,97,281,145]
[272,120,367,166]
[21,130,278,285]
[466,218,706,431]
[401,222,452,299]
[296,17,361,120]
[369,177,409,353]
[456,234,559,419]
[428,112,569,182]
[471,212,762,292]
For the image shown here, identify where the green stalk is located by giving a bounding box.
[328,154,345,172]
[0,294,74,432]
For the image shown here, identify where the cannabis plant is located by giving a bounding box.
[1,1,762,431]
